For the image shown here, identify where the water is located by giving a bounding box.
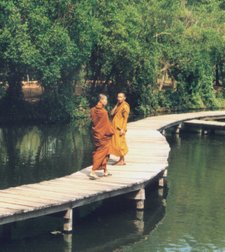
[1,125,225,251]
[0,122,93,189]
[123,133,225,252]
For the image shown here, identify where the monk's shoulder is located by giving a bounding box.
[98,107,108,117]
[90,106,96,115]
[123,102,130,112]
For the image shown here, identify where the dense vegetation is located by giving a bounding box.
[0,0,225,122]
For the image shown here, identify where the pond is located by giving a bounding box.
[0,124,225,251]
[0,122,93,190]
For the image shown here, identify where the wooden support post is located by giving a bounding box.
[134,210,144,234]
[176,123,182,134]
[158,170,167,207]
[127,188,146,210]
[63,208,73,233]
[159,169,167,188]
[136,200,145,210]
[63,233,73,252]
[201,128,208,135]
[158,188,164,197]
[158,188,167,207]
[136,209,144,221]
[159,178,164,187]
[163,168,168,178]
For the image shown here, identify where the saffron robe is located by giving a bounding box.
[90,102,114,171]
[110,101,130,157]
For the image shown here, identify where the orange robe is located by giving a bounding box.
[110,101,130,157]
[90,102,114,171]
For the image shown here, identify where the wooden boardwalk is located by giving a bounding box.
[184,119,225,130]
[1,110,225,231]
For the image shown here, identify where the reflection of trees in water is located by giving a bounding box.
[141,134,225,251]
[0,186,167,252]
[66,186,167,252]
[0,122,92,189]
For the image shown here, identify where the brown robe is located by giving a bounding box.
[90,102,114,171]
[110,101,130,157]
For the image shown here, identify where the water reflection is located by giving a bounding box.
[0,121,93,189]
[0,185,167,252]
[1,130,225,251]
[123,133,225,251]
[72,187,167,252]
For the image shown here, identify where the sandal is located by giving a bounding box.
[116,162,126,166]
[89,172,99,180]
[104,171,112,177]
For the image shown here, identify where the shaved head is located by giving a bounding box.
[118,92,126,97]
[117,92,126,104]
[99,94,107,100]
[99,93,108,106]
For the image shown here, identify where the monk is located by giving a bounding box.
[90,94,114,180]
[110,93,130,165]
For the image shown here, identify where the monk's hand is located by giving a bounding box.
[111,104,118,116]
[120,129,125,136]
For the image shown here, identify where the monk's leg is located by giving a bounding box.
[90,146,102,179]
[90,142,110,179]
[102,155,112,176]
[117,135,128,165]
[103,141,113,176]
[112,134,127,165]
[101,156,107,172]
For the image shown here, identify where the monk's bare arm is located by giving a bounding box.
[111,107,116,116]
[111,103,119,116]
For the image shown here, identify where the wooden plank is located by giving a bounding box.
[111,162,167,168]
[42,180,124,193]
[4,187,73,202]
[0,202,32,211]
[26,181,123,197]
[184,119,225,129]
[0,197,44,208]
[0,191,57,205]
[126,153,168,158]
[54,177,132,188]
[0,208,16,215]
[24,184,92,197]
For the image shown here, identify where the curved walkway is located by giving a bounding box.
[0,110,225,227]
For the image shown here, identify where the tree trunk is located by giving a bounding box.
[6,75,23,103]
[215,64,220,86]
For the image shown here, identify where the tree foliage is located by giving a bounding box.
[0,0,224,121]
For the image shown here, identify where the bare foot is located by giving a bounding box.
[112,160,126,166]
[104,170,112,177]
[89,172,99,180]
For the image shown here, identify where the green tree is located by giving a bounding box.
[0,0,225,121]
[0,1,38,101]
